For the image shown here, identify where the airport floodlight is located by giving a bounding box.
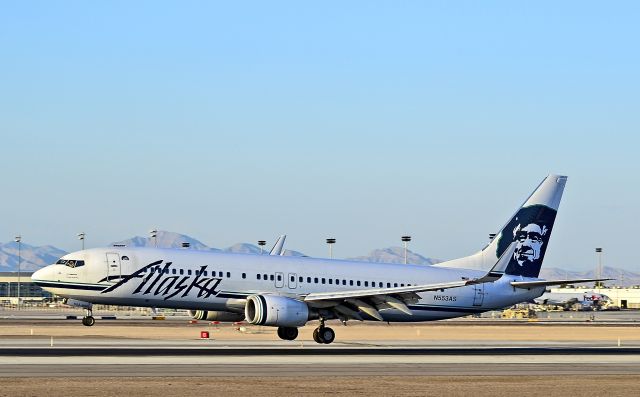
[401,236,412,264]
[595,248,603,288]
[182,242,190,249]
[326,238,336,259]
[77,232,86,250]
[149,229,158,248]
[14,235,21,308]
[258,240,266,255]
[489,233,497,241]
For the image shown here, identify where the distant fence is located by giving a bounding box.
[0,300,189,316]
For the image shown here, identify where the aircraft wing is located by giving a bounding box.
[302,243,517,321]
[303,279,472,302]
[511,278,613,289]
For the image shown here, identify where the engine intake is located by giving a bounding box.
[245,295,310,327]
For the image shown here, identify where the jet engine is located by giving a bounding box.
[244,295,310,327]
[188,310,245,322]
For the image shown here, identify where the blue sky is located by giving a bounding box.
[1,1,639,271]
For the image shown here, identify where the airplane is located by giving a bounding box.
[31,174,609,344]
[534,290,611,311]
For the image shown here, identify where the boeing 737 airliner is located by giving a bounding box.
[31,175,606,344]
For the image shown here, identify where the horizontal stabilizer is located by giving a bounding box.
[510,278,613,289]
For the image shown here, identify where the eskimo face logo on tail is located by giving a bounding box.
[496,205,557,278]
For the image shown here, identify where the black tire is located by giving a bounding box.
[82,316,95,327]
[278,327,298,341]
[320,327,335,344]
[313,327,323,344]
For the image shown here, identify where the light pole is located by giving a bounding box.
[326,238,336,259]
[258,240,266,255]
[595,247,603,289]
[150,229,158,248]
[77,232,85,250]
[14,236,21,307]
[401,235,412,264]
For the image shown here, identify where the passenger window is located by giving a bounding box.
[164,269,169,274]
[394,283,398,287]
[242,273,246,279]
[321,278,326,284]
[227,272,231,278]
[401,283,405,287]
[379,282,383,288]
[277,274,282,281]
[270,275,274,281]
[263,274,268,280]
[257,274,261,280]
[350,280,354,286]
[204,271,208,276]
[357,281,361,286]
[335,279,339,285]
[329,279,333,284]
[299,276,303,282]
[180,269,184,275]
[291,276,295,282]
[364,281,369,287]
[314,277,319,283]
[307,277,311,283]
[219,271,223,277]
[387,282,391,288]
[342,280,346,285]
[172,269,176,275]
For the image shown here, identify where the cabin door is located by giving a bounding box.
[106,253,121,283]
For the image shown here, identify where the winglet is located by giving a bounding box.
[269,235,286,256]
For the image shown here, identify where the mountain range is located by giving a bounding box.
[2,231,639,286]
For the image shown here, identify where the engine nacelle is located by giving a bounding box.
[245,295,310,327]
[63,298,92,309]
[188,310,245,322]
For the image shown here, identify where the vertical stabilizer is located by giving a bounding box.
[435,175,567,278]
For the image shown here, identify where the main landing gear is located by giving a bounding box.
[277,326,299,341]
[312,319,335,344]
[82,307,95,327]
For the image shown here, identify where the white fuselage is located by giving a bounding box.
[33,247,545,322]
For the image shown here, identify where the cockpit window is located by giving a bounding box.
[56,259,85,268]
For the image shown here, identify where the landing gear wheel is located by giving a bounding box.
[82,316,95,327]
[319,327,335,344]
[313,326,335,344]
[277,327,299,341]
[313,328,322,343]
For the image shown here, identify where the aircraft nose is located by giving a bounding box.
[31,265,53,282]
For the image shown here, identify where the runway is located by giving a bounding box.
[2,318,640,396]
[2,315,640,378]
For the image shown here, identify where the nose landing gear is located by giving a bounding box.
[82,307,95,327]
[312,318,335,344]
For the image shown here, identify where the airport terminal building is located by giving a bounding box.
[0,272,52,302]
